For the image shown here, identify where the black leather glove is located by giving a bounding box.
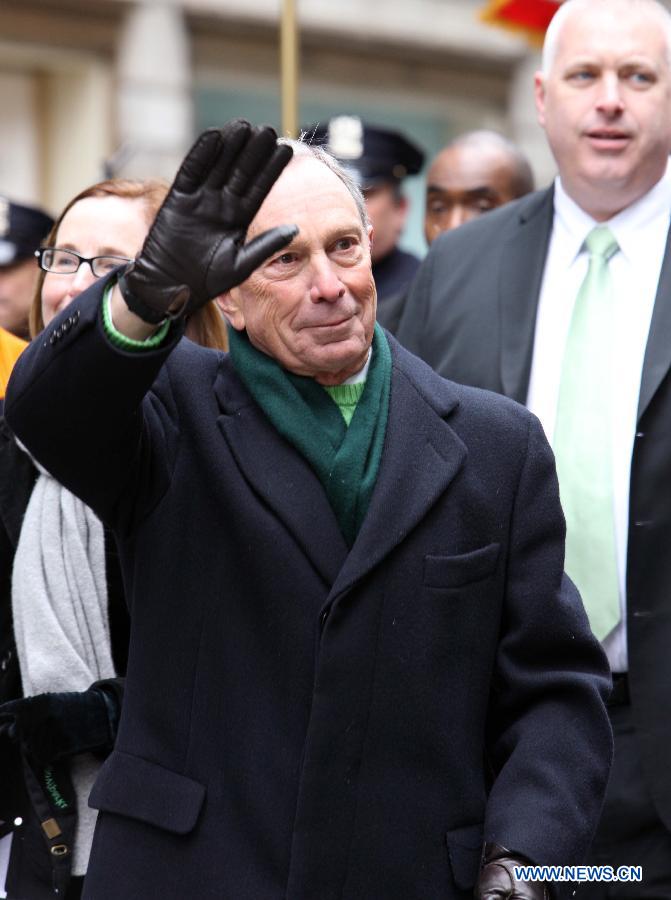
[476,843,549,899]
[118,118,298,324]
[0,678,123,767]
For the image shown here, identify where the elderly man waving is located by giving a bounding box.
[5,121,610,900]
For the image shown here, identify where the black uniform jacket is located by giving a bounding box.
[396,185,671,835]
[373,246,421,334]
[6,280,611,900]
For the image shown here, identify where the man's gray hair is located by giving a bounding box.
[542,0,671,74]
[278,137,370,231]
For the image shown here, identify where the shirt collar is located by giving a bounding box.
[340,347,372,385]
[554,158,671,264]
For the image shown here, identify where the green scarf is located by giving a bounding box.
[228,324,391,547]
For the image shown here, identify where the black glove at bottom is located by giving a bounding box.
[476,843,550,899]
[0,678,123,767]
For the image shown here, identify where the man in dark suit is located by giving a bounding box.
[5,120,610,899]
[397,0,671,891]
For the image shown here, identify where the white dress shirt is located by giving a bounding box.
[340,348,371,384]
[527,163,671,672]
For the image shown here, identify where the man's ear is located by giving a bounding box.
[534,71,547,127]
[216,291,245,331]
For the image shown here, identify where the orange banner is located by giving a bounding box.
[480,0,562,43]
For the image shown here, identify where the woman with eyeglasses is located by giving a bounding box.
[29,180,228,349]
[0,179,228,900]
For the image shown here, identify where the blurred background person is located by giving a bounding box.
[0,197,53,341]
[424,130,534,245]
[0,327,27,413]
[306,116,425,331]
[0,177,227,900]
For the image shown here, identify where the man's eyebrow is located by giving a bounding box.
[324,223,364,240]
[463,186,500,198]
[258,221,364,253]
[300,224,365,248]
[426,185,500,198]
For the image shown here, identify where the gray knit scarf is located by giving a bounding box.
[12,445,115,876]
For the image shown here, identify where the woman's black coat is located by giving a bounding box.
[0,418,129,899]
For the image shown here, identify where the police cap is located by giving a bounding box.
[0,196,54,267]
[304,116,425,188]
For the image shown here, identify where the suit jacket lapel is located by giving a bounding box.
[638,222,671,420]
[214,360,347,588]
[499,188,555,403]
[329,345,467,602]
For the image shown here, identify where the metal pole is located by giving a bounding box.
[280,0,299,138]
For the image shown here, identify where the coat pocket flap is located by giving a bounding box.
[424,543,500,589]
[445,822,483,890]
[89,749,205,835]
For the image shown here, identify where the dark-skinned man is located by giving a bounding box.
[424,131,534,245]
[4,120,610,900]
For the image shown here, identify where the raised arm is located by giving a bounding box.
[5,120,296,528]
[111,119,296,339]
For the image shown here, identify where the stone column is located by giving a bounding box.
[114,0,193,180]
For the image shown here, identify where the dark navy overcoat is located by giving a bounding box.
[6,280,611,900]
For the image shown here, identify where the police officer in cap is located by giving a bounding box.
[0,197,54,340]
[306,117,424,332]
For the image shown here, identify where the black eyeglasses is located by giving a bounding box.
[35,247,133,278]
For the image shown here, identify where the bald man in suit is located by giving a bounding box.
[397,0,671,892]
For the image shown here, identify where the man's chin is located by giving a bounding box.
[293,345,367,385]
[313,353,370,386]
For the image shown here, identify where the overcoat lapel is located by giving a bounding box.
[214,349,466,599]
[638,222,671,420]
[0,419,37,547]
[213,364,347,588]
[329,351,467,601]
[498,188,555,402]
